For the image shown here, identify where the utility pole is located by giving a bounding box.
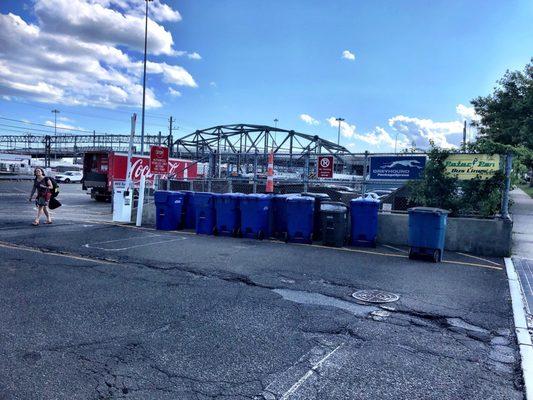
[51,109,60,159]
[462,120,467,152]
[169,116,173,156]
[335,117,344,146]
[140,0,153,155]
[273,118,278,151]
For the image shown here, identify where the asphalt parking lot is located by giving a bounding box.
[0,180,525,400]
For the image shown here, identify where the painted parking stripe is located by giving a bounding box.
[456,252,502,267]
[74,219,503,270]
[280,343,344,400]
[0,240,112,265]
[83,237,186,251]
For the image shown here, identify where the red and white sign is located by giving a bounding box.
[150,146,169,174]
[317,156,334,178]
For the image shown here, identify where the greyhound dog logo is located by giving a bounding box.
[381,159,423,169]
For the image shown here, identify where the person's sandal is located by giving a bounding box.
[45,221,53,225]
[32,221,40,226]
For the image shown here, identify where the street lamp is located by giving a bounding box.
[335,117,344,145]
[140,0,153,155]
[51,109,60,137]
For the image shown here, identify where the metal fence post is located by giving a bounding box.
[501,152,512,220]
[303,152,310,192]
[253,151,258,193]
[362,150,369,194]
[228,177,233,193]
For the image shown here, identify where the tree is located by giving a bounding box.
[471,59,533,184]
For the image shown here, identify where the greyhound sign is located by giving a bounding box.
[369,155,426,180]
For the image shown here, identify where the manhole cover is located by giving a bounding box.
[352,290,399,303]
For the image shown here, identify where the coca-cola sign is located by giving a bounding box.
[111,153,197,186]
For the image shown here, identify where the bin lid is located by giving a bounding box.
[351,196,380,203]
[408,206,450,215]
[287,196,313,203]
[321,203,347,212]
[301,192,330,200]
[195,192,214,198]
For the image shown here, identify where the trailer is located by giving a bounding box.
[82,151,198,201]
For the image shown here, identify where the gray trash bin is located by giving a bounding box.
[320,201,348,247]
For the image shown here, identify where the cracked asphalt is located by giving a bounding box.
[0,181,525,399]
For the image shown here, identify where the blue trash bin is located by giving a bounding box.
[286,196,314,244]
[154,191,184,231]
[240,194,272,239]
[181,191,196,229]
[350,197,379,247]
[408,207,449,262]
[194,192,216,235]
[214,193,243,236]
[272,194,300,239]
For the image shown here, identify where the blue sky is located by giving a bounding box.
[0,0,532,151]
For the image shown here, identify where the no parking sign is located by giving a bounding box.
[317,156,334,178]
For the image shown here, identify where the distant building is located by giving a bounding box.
[0,153,32,174]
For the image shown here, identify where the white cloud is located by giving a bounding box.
[187,52,202,60]
[34,0,176,56]
[388,115,462,149]
[209,82,217,87]
[89,0,182,22]
[326,117,356,138]
[44,120,82,130]
[168,87,181,97]
[456,104,480,121]
[355,127,409,149]
[342,50,355,61]
[0,2,196,109]
[300,114,320,125]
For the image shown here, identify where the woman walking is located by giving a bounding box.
[28,168,53,226]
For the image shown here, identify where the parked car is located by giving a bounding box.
[55,171,83,183]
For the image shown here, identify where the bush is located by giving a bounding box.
[407,145,505,217]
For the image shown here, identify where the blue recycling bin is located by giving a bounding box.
[194,192,216,235]
[350,197,380,247]
[154,191,184,231]
[408,207,449,262]
[181,191,196,229]
[214,193,243,236]
[286,196,314,244]
[272,194,300,239]
[240,194,272,239]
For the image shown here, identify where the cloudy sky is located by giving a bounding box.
[0,0,532,151]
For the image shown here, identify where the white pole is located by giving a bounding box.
[136,175,146,227]
[125,113,137,191]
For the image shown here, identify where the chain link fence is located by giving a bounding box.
[144,151,511,218]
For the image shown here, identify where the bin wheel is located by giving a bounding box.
[231,228,238,237]
[408,248,415,260]
[257,230,264,240]
[213,227,218,236]
[236,228,242,238]
[432,249,440,263]
[282,232,288,242]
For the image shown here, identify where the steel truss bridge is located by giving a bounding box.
[1,124,361,169]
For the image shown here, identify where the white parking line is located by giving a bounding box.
[280,343,344,400]
[456,252,503,267]
[83,237,186,251]
[382,244,408,253]
[85,234,161,246]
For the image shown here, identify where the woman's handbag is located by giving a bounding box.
[49,197,62,210]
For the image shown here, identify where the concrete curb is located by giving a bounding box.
[505,257,533,400]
